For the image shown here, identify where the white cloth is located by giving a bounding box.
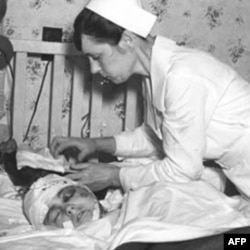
[115,36,250,196]
[16,148,69,173]
[0,173,19,199]
[109,181,250,249]
[86,0,157,38]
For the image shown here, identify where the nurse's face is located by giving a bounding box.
[81,34,137,84]
[43,185,98,228]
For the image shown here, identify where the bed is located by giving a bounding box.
[1,39,250,250]
[1,161,250,250]
[0,37,142,149]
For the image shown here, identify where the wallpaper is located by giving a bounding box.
[146,0,250,80]
[0,0,250,149]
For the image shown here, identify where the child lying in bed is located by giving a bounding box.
[2,140,250,250]
[21,170,250,235]
[1,140,121,231]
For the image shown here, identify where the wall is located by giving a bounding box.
[145,0,250,80]
[1,0,250,150]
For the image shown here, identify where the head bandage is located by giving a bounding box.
[23,174,100,229]
[86,0,157,38]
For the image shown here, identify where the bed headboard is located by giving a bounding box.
[0,39,142,148]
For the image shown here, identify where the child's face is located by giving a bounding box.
[43,185,98,228]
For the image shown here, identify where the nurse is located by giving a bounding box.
[50,0,250,198]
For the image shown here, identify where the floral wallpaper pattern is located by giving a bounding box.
[149,0,168,21]
[1,0,250,149]
[146,0,250,80]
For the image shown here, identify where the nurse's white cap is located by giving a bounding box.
[86,0,157,38]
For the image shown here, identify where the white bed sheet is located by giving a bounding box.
[1,172,250,250]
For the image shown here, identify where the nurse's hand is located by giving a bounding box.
[50,136,96,162]
[66,163,121,192]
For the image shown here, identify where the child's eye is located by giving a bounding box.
[45,207,62,225]
[92,55,101,62]
[54,208,62,220]
[63,188,75,202]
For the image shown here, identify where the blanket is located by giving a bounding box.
[1,171,250,250]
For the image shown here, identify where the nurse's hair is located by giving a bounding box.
[73,8,125,51]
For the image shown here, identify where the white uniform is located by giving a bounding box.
[115,36,250,198]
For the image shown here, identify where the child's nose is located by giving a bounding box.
[66,205,77,216]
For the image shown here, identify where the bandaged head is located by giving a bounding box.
[85,0,157,38]
[23,174,101,229]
